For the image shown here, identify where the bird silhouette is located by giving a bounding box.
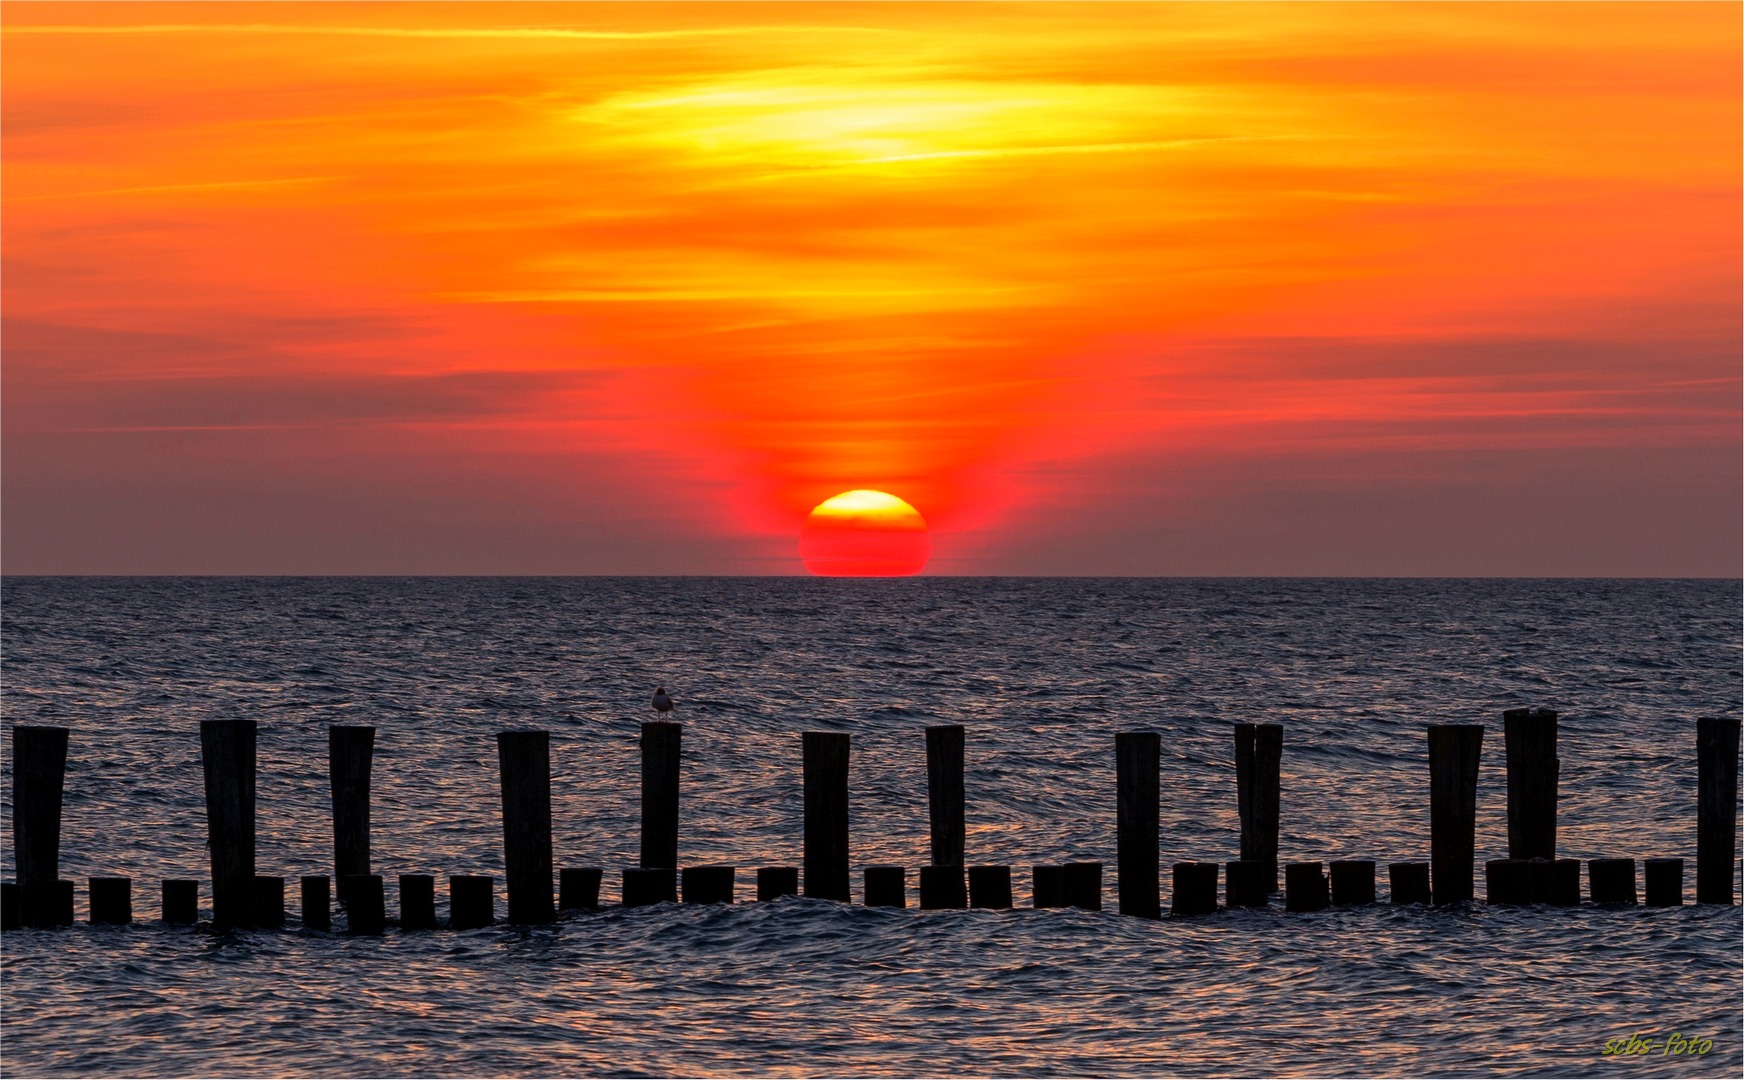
[652,686,674,715]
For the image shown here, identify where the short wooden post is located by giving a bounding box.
[1696,716,1741,904]
[1644,858,1683,907]
[12,727,69,912]
[968,865,1012,909]
[1284,862,1327,912]
[803,732,850,902]
[399,874,437,930]
[253,876,285,927]
[1234,723,1282,893]
[1225,860,1270,908]
[1588,858,1637,905]
[1329,860,1376,905]
[1485,859,1530,905]
[1171,862,1219,916]
[1503,708,1558,861]
[301,876,330,930]
[1116,731,1161,919]
[559,867,603,911]
[1532,859,1581,906]
[641,722,681,870]
[682,865,735,904]
[1063,861,1102,911]
[329,726,374,898]
[919,865,967,909]
[343,874,385,933]
[24,880,74,926]
[89,877,131,925]
[623,867,676,907]
[863,865,905,908]
[926,725,965,869]
[1388,861,1431,905]
[1,883,19,930]
[497,730,554,924]
[1428,724,1483,904]
[449,875,493,929]
[1031,865,1066,908]
[201,719,257,928]
[162,879,198,925]
[756,866,798,901]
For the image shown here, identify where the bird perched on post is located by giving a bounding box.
[651,687,674,716]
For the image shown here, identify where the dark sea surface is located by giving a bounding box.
[1,576,1739,1078]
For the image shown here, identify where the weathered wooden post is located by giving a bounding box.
[1116,731,1160,919]
[1532,859,1581,906]
[89,877,132,925]
[1,883,19,930]
[863,865,906,908]
[1031,865,1066,908]
[399,874,437,930]
[13,725,69,928]
[1589,858,1637,905]
[803,732,850,902]
[1234,723,1281,892]
[497,729,553,924]
[926,725,965,869]
[1063,861,1102,911]
[162,879,198,925]
[24,880,74,926]
[559,867,602,911]
[1284,862,1327,912]
[682,865,735,904]
[1225,860,1270,908]
[1696,716,1741,904]
[641,722,681,870]
[254,876,285,927]
[1171,862,1219,916]
[968,865,1012,909]
[300,876,330,930]
[1503,708,1557,861]
[343,874,385,933]
[1485,859,1530,905]
[449,875,493,929]
[1329,860,1376,905]
[329,726,374,900]
[1389,861,1431,905]
[201,719,257,928]
[919,865,966,909]
[623,867,676,907]
[1428,724,1483,904]
[1644,858,1683,907]
[756,866,798,901]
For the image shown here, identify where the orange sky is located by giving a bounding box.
[3,2,1738,574]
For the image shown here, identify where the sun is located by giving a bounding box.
[800,490,930,577]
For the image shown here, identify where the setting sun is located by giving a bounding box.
[800,490,930,577]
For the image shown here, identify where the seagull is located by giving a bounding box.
[652,686,674,716]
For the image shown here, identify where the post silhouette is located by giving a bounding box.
[1234,723,1282,892]
[641,722,681,870]
[1116,731,1161,918]
[201,719,257,927]
[1171,862,1219,916]
[1696,716,1741,904]
[1329,860,1376,906]
[1428,725,1483,904]
[1503,708,1557,861]
[89,877,131,925]
[926,725,965,868]
[497,730,554,924]
[12,727,69,913]
[162,880,198,925]
[803,732,850,902]
[449,875,493,929]
[863,865,905,908]
[300,876,330,930]
[559,867,602,911]
[1389,861,1431,905]
[756,866,798,901]
[329,726,374,897]
[1644,858,1683,907]
[399,874,437,930]
[968,865,1012,909]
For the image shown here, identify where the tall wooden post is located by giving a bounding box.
[925,725,965,869]
[329,726,375,895]
[1428,724,1483,904]
[497,730,553,924]
[1116,731,1160,918]
[803,731,850,902]
[1234,723,1281,892]
[201,719,257,927]
[1503,708,1557,860]
[12,727,69,906]
[1696,716,1741,904]
[641,722,681,869]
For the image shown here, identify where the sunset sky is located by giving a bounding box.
[3,1,1738,575]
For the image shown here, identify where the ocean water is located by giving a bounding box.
[1,576,1739,1077]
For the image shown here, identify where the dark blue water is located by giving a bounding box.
[2,577,1739,1076]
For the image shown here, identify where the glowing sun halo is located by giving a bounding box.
[800,490,930,577]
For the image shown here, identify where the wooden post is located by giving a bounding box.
[253,876,285,928]
[1116,731,1160,919]
[968,865,1012,909]
[329,726,374,897]
[12,727,69,903]
[1031,865,1066,908]
[449,875,493,929]
[1329,860,1376,905]
[24,880,74,926]
[1503,708,1557,861]
[1284,862,1327,912]
[681,865,735,904]
[1644,858,1683,907]
[300,876,330,930]
[162,879,198,925]
[497,730,553,924]
[343,874,385,933]
[926,725,965,869]
[1389,861,1431,905]
[863,865,905,908]
[1428,724,1483,904]
[1063,861,1102,911]
[89,877,131,925]
[756,866,798,901]
[641,722,681,870]
[1485,859,1530,905]
[1531,859,1581,906]
[1234,723,1281,892]
[1225,860,1270,908]
[559,867,602,911]
[1171,862,1219,916]
[623,867,676,907]
[1588,858,1637,905]
[201,719,257,928]
[919,865,967,909]
[803,732,850,902]
[1697,716,1741,904]
[1,883,18,930]
[399,874,437,930]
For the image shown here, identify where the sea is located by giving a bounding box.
[1,576,1739,1078]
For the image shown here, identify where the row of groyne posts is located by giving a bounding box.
[3,713,1741,931]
